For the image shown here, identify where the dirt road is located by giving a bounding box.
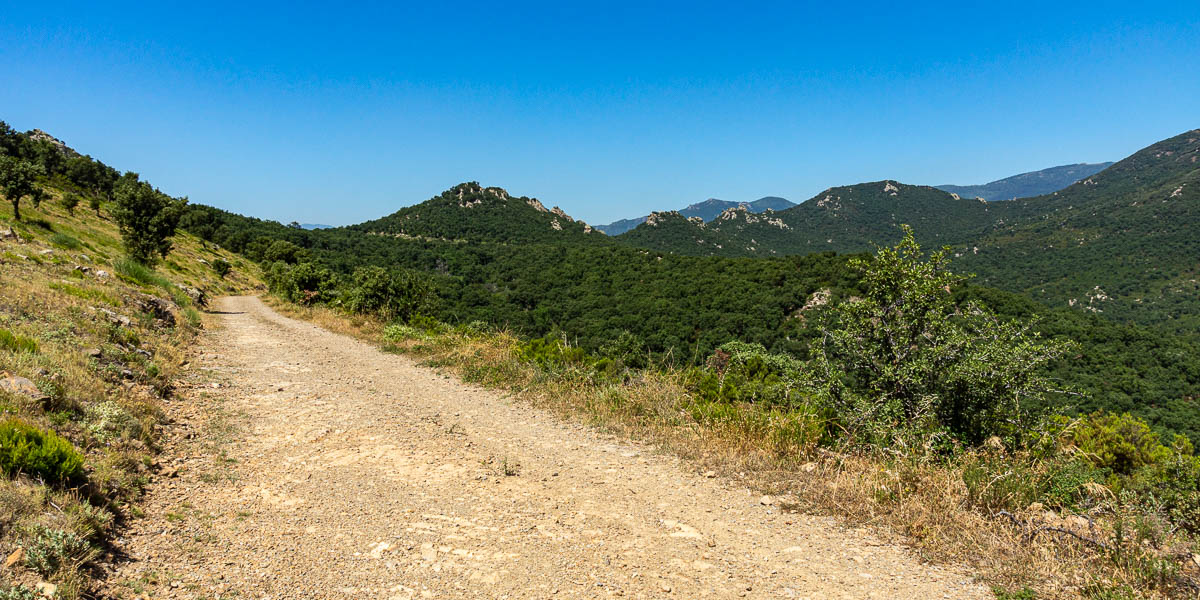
[111,296,987,599]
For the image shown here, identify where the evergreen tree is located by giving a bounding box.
[0,155,44,221]
[111,176,187,264]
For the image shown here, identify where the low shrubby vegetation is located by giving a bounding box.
[263,259,434,323]
[0,420,84,482]
[269,229,1200,598]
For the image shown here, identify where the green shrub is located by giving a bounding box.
[517,335,590,370]
[265,261,339,305]
[1069,412,1178,476]
[1130,453,1200,532]
[59,192,81,216]
[212,257,231,278]
[0,420,85,482]
[111,176,187,265]
[22,524,94,576]
[963,452,1103,512]
[383,324,428,342]
[260,239,309,264]
[992,588,1038,600]
[48,232,82,250]
[340,265,433,321]
[0,328,39,353]
[693,341,805,407]
[805,227,1073,446]
[455,320,491,337]
[598,330,648,369]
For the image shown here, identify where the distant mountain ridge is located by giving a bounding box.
[936,162,1113,201]
[594,196,795,235]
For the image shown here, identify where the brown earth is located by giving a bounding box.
[109,296,988,599]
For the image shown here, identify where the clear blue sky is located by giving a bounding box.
[2,2,1198,226]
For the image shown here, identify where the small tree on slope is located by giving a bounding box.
[807,226,1074,448]
[112,176,188,265]
[0,155,44,221]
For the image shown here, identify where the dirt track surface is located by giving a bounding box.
[111,296,988,599]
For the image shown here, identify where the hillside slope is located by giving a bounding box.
[613,130,1199,333]
[960,129,1200,332]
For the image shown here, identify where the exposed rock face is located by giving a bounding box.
[27,129,80,158]
[551,207,574,222]
[645,211,678,227]
[526,198,548,212]
[715,205,789,229]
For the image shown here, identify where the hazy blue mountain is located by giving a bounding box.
[936,162,1114,201]
[595,196,794,235]
[301,223,333,230]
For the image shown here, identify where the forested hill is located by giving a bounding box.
[595,195,795,235]
[959,128,1200,333]
[608,211,756,256]
[936,162,1114,201]
[614,181,1001,256]
[351,182,607,245]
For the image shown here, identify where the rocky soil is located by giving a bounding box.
[108,296,988,599]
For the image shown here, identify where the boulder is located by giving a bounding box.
[180,285,208,307]
[132,294,177,328]
[0,372,46,401]
[97,307,133,328]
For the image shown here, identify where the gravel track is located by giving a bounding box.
[111,295,988,599]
